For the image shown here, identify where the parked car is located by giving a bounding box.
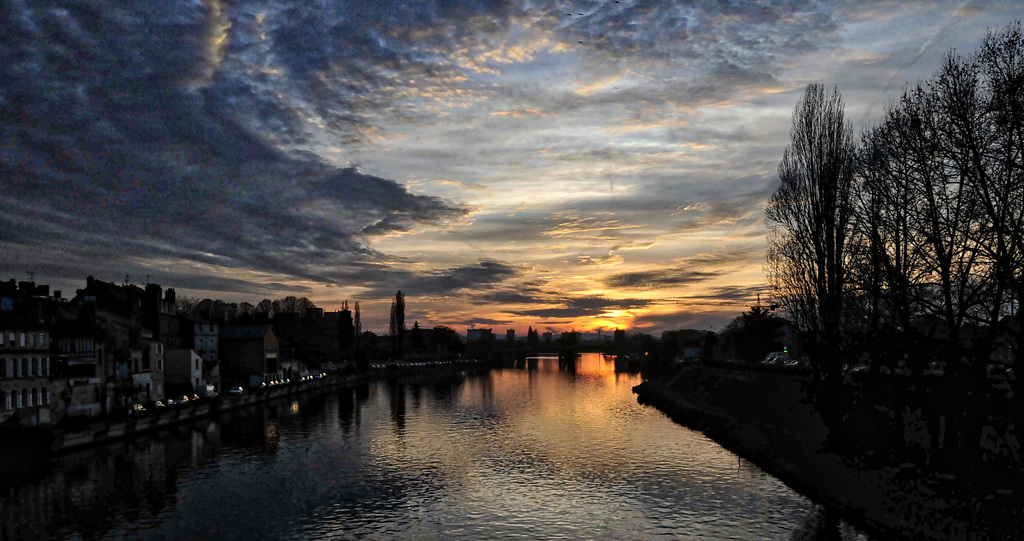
[129,403,147,415]
[228,386,244,396]
[761,351,792,366]
[167,395,190,407]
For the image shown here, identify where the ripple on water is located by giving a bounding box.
[2,356,875,540]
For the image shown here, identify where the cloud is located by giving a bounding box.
[513,296,652,319]
[0,0,466,294]
[603,268,719,290]
[360,260,520,298]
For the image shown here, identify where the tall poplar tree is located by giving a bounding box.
[766,83,856,363]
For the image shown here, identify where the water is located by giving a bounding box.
[1,354,869,540]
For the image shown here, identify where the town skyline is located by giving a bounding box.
[2,1,1021,335]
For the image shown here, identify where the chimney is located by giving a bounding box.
[165,287,176,305]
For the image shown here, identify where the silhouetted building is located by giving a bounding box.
[165,349,203,397]
[219,324,279,387]
[0,316,56,426]
[466,328,492,342]
[179,315,219,362]
[51,310,107,418]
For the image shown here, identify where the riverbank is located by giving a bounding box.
[633,365,1022,540]
[0,359,489,485]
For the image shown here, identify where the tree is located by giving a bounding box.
[970,24,1024,361]
[175,294,200,316]
[719,305,788,364]
[389,290,405,354]
[411,321,425,352]
[354,302,361,336]
[767,83,856,364]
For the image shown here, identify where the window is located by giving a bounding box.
[8,332,14,346]
[19,333,26,347]
[15,389,23,408]
[156,344,163,355]
[43,387,50,405]
[0,390,5,410]
[27,358,33,377]
[39,333,45,347]
[29,333,35,347]
[44,357,49,376]
[18,358,24,378]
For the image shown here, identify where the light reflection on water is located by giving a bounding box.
[1,353,869,540]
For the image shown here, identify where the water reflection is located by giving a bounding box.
[1,354,871,540]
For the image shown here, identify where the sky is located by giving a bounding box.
[1,1,1020,335]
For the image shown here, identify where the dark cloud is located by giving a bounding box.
[513,296,651,319]
[704,285,771,303]
[603,269,718,290]
[0,0,466,293]
[360,261,520,298]
[630,309,736,333]
[463,317,514,327]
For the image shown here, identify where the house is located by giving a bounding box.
[202,360,221,394]
[179,315,218,363]
[51,310,107,418]
[165,349,203,397]
[0,316,56,426]
[131,328,165,405]
[219,324,279,387]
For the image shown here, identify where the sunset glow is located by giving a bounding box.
[2,1,1019,335]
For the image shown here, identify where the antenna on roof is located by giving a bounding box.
[26,271,35,282]
[145,275,150,285]
[125,274,130,285]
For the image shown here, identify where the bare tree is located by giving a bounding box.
[766,83,856,359]
[972,23,1024,359]
[175,294,201,316]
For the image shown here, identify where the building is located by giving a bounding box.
[130,328,165,405]
[219,324,279,387]
[0,316,56,426]
[142,284,179,348]
[51,310,108,418]
[466,328,492,342]
[165,349,203,397]
[179,315,219,362]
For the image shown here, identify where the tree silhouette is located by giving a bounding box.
[389,290,405,355]
[767,83,856,371]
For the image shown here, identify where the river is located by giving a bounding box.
[1,353,869,540]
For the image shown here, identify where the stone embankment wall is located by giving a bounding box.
[49,359,488,454]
